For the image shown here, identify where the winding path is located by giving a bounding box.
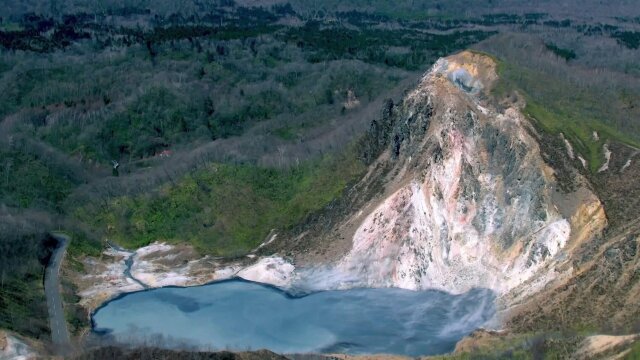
[45,233,71,353]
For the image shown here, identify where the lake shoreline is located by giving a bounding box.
[91,279,497,356]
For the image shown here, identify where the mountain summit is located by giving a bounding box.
[280,52,606,304]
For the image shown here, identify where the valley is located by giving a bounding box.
[59,50,637,359]
[1,1,639,359]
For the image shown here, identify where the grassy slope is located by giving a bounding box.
[491,58,640,173]
[627,341,640,359]
[75,148,365,256]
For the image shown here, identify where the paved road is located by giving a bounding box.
[45,233,71,353]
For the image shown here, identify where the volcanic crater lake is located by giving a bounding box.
[92,279,496,356]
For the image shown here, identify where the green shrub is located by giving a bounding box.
[0,150,74,209]
[75,148,365,255]
[545,43,576,61]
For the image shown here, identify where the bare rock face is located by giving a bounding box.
[294,52,606,298]
[0,330,37,360]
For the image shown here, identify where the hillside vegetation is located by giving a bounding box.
[478,34,640,172]
[0,210,54,339]
[76,150,365,255]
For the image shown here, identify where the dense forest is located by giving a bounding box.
[0,0,639,350]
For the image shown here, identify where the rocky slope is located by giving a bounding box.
[70,51,611,327]
[0,330,39,360]
[70,242,294,312]
[274,51,606,301]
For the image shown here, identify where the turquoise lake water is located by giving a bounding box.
[92,279,495,356]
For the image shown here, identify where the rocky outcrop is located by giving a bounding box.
[0,330,38,360]
[505,220,639,332]
[71,242,290,312]
[73,247,144,311]
[286,51,606,300]
[574,334,639,359]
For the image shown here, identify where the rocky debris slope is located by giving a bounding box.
[283,51,606,300]
[0,330,38,360]
[70,242,292,312]
[506,218,640,332]
[444,329,639,360]
[501,116,640,332]
[574,334,639,360]
[71,246,144,311]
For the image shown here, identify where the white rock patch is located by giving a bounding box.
[598,143,612,173]
[1,334,36,360]
[78,247,144,306]
[578,156,588,169]
[561,133,575,160]
[237,257,295,287]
